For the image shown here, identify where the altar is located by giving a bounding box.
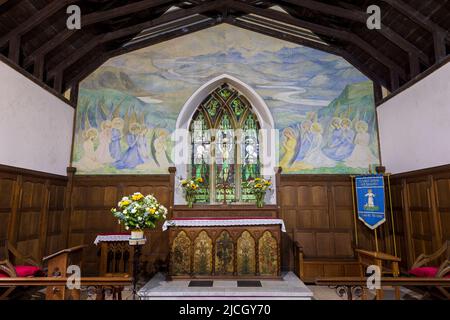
[164,217,285,279]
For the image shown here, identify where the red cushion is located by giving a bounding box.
[0,272,9,278]
[409,267,439,277]
[13,265,41,277]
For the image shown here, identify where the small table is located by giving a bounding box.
[94,233,134,277]
[355,248,401,300]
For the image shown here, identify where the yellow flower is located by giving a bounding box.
[132,193,144,201]
[255,183,262,188]
[121,200,130,206]
[181,180,188,186]
[255,178,261,181]
[148,208,156,214]
[265,181,271,185]
[196,177,203,183]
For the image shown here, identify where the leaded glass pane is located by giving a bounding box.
[215,112,235,203]
[230,96,246,122]
[241,113,260,202]
[190,112,210,203]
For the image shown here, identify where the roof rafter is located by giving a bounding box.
[23,0,177,68]
[47,1,224,80]
[279,0,430,67]
[228,0,406,80]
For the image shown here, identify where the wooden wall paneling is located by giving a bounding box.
[0,171,16,255]
[400,178,415,267]
[280,174,361,280]
[0,165,67,265]
[434,172,450,242]
[428,175,443,249]
[67,175,171,275]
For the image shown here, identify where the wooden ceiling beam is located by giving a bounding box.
[47,1,224,79]
[228,0,406,79]
[0,0,77,48]
[23,0,176,68]
[381,0,449,63]
[279,0,430,66]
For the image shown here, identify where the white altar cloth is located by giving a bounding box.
[93,234,131,245]
[162,218,286,232]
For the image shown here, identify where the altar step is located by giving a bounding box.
[138,272,314,300]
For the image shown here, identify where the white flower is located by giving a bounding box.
[122,196,129,201]
[123,209,128,214]
[125,226,129,230]
[138,216,142,221]
[131,208,137,213]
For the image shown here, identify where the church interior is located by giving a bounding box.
[0,0,449,304]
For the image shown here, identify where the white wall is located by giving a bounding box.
[377,61,450,174]
[0,60,74,176]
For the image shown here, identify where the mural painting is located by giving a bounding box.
[73,24,379,174]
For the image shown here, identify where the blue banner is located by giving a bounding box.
[355,175,385,230]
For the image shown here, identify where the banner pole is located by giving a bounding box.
[350,175,359,247]
[387,174,398,257]
[374,228,379,252]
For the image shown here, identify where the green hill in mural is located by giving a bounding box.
[318,81,375,122]
[77,87,177,131]
[82,66,150,96]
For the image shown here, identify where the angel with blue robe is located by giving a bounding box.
[323,118,355,161]
[114,123,145,169]
[109,117,124,161]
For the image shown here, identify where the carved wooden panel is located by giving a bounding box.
[258,231,278,276]
[237,231,256,275]
[215,231,234,275]
[171,231,191,275]
[193,231,212,275]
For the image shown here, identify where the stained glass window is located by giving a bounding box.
[190,111,210,203]
[189,84,260,204]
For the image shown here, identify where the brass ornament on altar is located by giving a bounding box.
[237,231,256,275]
[258,231,278,276]
[193,231,213,275]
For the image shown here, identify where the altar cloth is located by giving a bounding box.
[162,218,286,232]
[93,233,131,245]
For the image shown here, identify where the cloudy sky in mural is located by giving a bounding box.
[82,24,367,129]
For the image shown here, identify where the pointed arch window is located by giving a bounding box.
[189,84,261,204]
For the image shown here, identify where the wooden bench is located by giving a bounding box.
[0,277,132,300]
[315,277,450,300]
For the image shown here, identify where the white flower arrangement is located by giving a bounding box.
[111,192,168,230]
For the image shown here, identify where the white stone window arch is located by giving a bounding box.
[172,74,277,205]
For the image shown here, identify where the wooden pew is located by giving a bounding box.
[0,277,132,300]
[315,277,450,300]
[43,245,86,300]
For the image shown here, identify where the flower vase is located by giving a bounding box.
[186,193,194,208]
[131,229,144,240]
[255,194,265,208]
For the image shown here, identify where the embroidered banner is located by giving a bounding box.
[355,174,386,229]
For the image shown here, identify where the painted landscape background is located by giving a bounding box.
[73,24,379,174]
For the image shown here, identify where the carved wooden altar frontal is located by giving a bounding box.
[168,225,281,279]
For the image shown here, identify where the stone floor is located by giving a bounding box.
[138,272,314,300]
[23,275,426,300]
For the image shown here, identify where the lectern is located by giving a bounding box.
[43,245,87,300]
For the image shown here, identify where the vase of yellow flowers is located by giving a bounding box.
[180,177,204,208]
[245,177,271,208]
[111,192,167,239]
